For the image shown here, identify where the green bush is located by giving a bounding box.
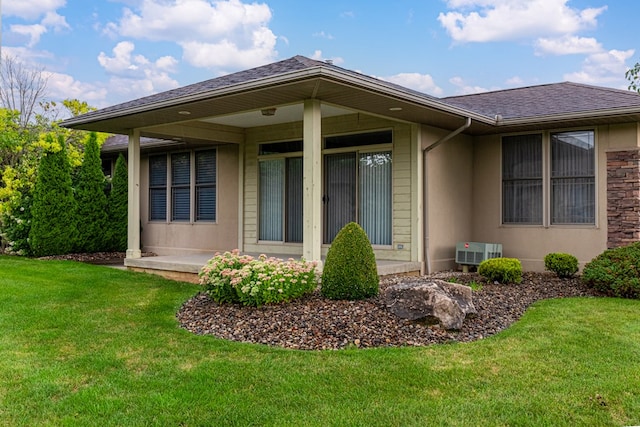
[199,250,319,307]
[582,243,640,299]
[108,153,128,252]
[544,252,579,278]
[29,136,78,257]
[321,222,379,300]
[75,132,109,253]
[478,257,522,284]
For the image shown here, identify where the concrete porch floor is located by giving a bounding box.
[124,252,422,283]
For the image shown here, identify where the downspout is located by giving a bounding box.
[422,117,472,274]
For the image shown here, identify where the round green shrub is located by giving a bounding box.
[544,252,579,278]
[321,222,379,300]
[582,242,640,299]
[478,257,522,284]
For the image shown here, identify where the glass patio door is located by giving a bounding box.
[323,153,356,243]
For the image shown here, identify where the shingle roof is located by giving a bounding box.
[80,56,328,119]
[442,82,640,120]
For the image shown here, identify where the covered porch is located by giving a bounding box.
[124,253,422,284]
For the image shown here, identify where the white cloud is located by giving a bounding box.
[310,50,344,66]
[564,49,635,87]
[105,0,278,70]
[383,73,443,96]
[313,31,335,40]
[44,71,109,107]
[10,24,48,47]
[535,35,602,55]
[97,41,180,98]
[3,0,66,20]
[449,76,491,95]
[438,0,606,43]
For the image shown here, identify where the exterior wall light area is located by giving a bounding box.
[261,108,277,116]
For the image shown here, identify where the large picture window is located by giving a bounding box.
[148,149,217,222]
[502,130,595,225]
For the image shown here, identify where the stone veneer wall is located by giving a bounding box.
[607,149,640,248]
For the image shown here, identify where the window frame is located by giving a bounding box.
[257,140,303,243]
[322,129,394,247]
[147,149,218,224]
[501,129,597,227]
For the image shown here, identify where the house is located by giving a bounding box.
[62,55,640,275]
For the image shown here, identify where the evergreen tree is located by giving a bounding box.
[75,132,109,253]
[108,153,128,252]
[29,135,78,256]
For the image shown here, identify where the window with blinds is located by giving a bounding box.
[171,153,190,221]
[551,131,595,224]
[258,157,302,242]
[196,150,217,221]
[148,149,217,223]
[502,134,543,224]
[149,154,167,221]
[501,131,595,226]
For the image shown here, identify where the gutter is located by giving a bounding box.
[422,117,472,275]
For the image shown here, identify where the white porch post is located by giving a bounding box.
[303,99,322,263]
[126,129,142,259]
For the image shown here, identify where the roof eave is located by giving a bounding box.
[61,65,493,129]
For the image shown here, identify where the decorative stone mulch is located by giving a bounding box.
[177,272,604,350]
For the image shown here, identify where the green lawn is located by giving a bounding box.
[1,256,639,426]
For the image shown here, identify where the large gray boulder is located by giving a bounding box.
[383,279,477,330]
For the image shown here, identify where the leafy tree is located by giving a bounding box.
[29,135,78,256]
[75,132,109,253]
[627,62,640,93]
[108,153,128,252]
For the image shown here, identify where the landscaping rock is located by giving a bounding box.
[383,279,476,330]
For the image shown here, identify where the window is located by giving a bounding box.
[324,151,392,245]
[502,134,543,224]
[502,131,595,225]
[149,155,167,221]
[551,131,595,224]
[258,141,303,242]
[171,153,190,221]
[148,150,217,222]
[257,131,393,245]
[195,151,217,221]
[323,130,393,245]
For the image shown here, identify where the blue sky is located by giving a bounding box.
[2,0,637,109]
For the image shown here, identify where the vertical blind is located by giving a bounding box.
[195,150,217,221]
[149,155,167,221]
[502,134,543,224]
[259,159,285,241]
[551,131,595,224]
[286,157,303,242]
[359,152,392,245]
[324,153,357,244]
[171,153,190,221]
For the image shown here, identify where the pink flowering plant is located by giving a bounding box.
[198,249,319,307]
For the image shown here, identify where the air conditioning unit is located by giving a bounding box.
[455,242,503,266]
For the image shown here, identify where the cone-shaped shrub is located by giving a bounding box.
[75,132,109,253]
[30,135,78,256]
[321,222,379,300]
[108,153,128,251]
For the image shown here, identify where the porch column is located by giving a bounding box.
[302,99,322,262]
[126,129,142,259]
